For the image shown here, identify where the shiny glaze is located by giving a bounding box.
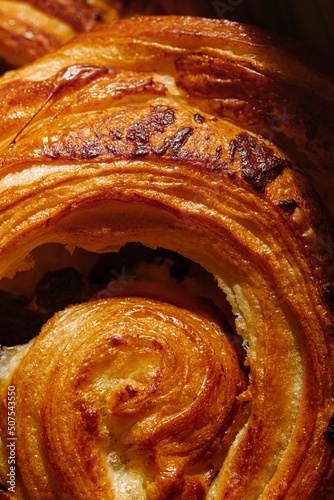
[0,16,333,500]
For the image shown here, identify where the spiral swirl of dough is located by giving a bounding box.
[7,297,246,499]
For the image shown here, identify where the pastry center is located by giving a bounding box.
[10,296,248,500]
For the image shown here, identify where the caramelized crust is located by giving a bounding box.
[0,16,333,500]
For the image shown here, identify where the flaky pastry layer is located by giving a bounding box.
[0,15,333,500]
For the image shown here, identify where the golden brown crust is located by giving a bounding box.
[0,15,333,500]
[0,0,120,67]
[1,15,333,209]
[2,297,247,499]
[20,0,117,31]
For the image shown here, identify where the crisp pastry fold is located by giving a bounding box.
[0,15,333,500]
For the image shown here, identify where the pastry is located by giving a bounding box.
[0,0,120,67]
[0,0,174,70]
[0,16,333,499]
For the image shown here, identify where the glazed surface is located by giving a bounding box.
[0,16,333,500]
